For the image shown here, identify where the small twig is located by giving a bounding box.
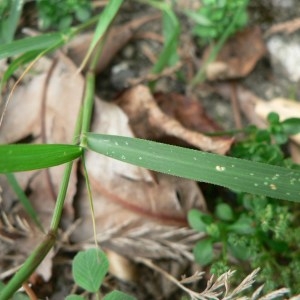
[135,257,207,300]
[230,81,243,130]
[128,61,182,86]
[264,18,300,37]
[22,282,38,300]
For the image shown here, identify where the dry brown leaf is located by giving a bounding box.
[265,18,300,37]
[106,250,137,282]
[154,91,222,133]
[0,54,82,279]
[116,85,232,154]
[66,14,160,74]
[205,27,266,80]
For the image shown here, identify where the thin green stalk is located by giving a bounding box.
[49,161,75,230]
[190,3,247,88]
[73,14,103,35]
[80,40,108,138]
[0,231,56,300]
[0,3,123,298]
[80,71,96,135]
[0,114,83,300]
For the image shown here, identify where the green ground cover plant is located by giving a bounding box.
[188,113,300,292]
[0,0,300,298]
[186,0,249,86]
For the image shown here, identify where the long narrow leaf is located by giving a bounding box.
[0,144,82,173]
[79,0,123,69]
[6,173,44,231]
[0,31,71,60]
[85,133,300,202]
[0,0,24,44]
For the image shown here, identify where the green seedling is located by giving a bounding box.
[189,114,300,293]
[186,0,249,86]
[66,248,135,300]
[186,0,249,44]
[36,0,91,30]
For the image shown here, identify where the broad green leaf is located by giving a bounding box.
[282,118,300,135]
[0,144,82,173]
[187,209,209,232]
[228,214,255,235]
[0,31,72,59]
[65,295,85,300]
[103,291,136,300]
[193,238,214,266]
[215,203,234,221]
[85,133,300,202]
[72,248,109,293]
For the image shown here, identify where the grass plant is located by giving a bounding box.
[0,0,300,298]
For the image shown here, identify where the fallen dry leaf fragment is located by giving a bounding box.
[205,27,266,80]
[0,54,82,279]
[66,13,160,74]
[265,17,300,37]
[154,91,222,133]
[116,85,233,154]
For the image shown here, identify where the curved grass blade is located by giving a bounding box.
[0,50,41,88]
[148,1,180,74]
[0,144,82,173]
[85,133,300,202]
[0,31,71,60]
[78,0,123,70]
[6,173,44,232]
[0,0,24,44]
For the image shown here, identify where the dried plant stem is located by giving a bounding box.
[136,257,208,300]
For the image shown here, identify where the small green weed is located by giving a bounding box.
[186,0,249,45]
[186,0,249,86]
[188,113,300,293]
[66,248,135,300]
[36,0,92,30]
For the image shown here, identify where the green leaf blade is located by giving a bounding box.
[82,0,123,66]
[85,133,300,202]
[187,209,209,232]
[72,248,109,293]
[65,295,85,300]
[0,144,82,173]
[103,291,136,300]
[193,238,214,266]
[0,32,67,59]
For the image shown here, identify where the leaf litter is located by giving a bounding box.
[1,2,300,299]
